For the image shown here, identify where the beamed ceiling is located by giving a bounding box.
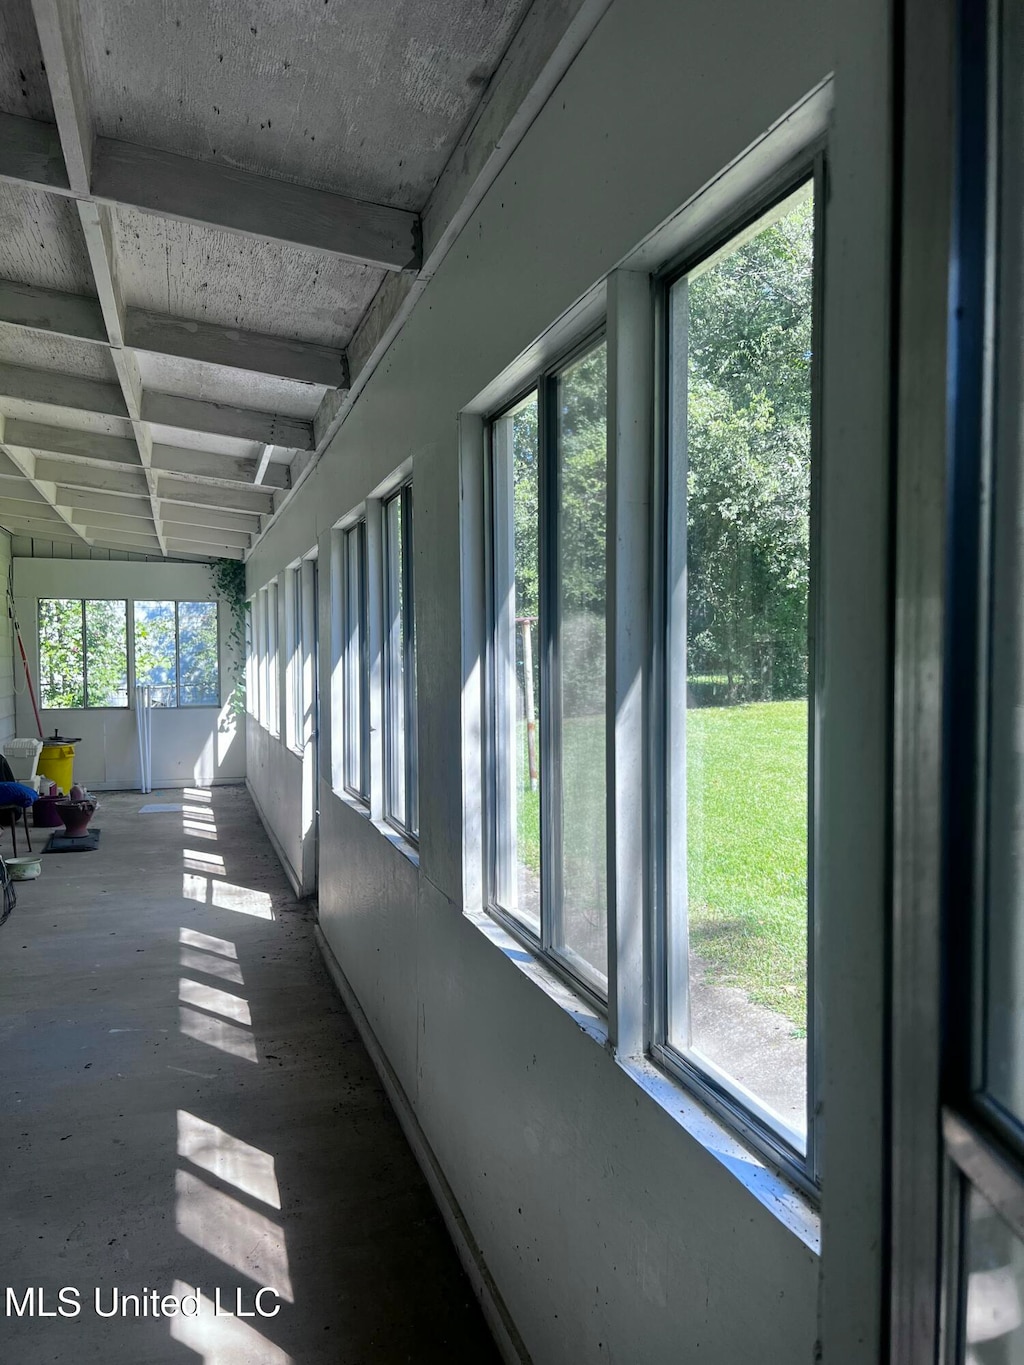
[0,0,597,560]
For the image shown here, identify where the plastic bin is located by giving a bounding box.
[3,738,43,781]
[37,744,75,795]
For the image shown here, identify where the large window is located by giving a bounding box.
[383,486,418,838]
[343,522,369,801]
[489,339,609,996]
[134,601,220,708]
[38,599,128,708]
[657,181,817,1170]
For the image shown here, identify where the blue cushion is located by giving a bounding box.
[0,782,39,807]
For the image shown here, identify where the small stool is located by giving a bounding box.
[0,804,32,856]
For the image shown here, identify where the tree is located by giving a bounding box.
[684,190,813,704]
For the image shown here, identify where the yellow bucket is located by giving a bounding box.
[37,743,75,794]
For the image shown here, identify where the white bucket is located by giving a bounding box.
[7,855,41,880]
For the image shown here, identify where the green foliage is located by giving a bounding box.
[685,190,814,704]
[39,598,128,709]
[210,558,247,717]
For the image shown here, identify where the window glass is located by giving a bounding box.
[961,1184,1024,1362]
[39,598,129,710]
[666,182,814,1147]
[492,391,541,935]
[38,599,85,708]
[134,601,178,707]
[554,343,609,982]
[178,602,219,706]
[84,600,128,707]
[384,493,407,824]
[344,524,368,799]
[290,567,304,748]
[267,582,279,735]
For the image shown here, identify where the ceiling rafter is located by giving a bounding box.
[0,281,349,389]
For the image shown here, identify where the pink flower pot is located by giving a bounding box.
[56,799,97,838]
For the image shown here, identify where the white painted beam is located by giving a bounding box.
[155,501,261,536]
[53,488,154,519]
[150,443,289,489]
[254,444,274,486]
[0,281,107,345]
[166,538,243,561]
[157,475,274,517]
[91,137,421,273]
[0,513,85,541]
[40,459,150,496]
[0,364,127,418]
[0,111,71,194]
[161,521,251,550]
[5,420,141,467]
[125,310,348,389]
[141,391,314,451]
[29,0,92,194]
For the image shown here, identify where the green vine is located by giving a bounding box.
[210,557,248,718]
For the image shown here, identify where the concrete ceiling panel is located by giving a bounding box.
[145,424,261,462]
[111,207,385,347]
[0,322,117,381]
[134,351,325,421]
[0,396,132,437]
[0,0,55,121]
[81,0,532,211]
[0,182,96,294]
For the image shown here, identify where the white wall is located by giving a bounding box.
[13,559,245,790]
[244,0,894,1360]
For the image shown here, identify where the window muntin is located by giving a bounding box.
[383,487,418,838]
[39,598,128,709]
[343,522,370,800]
[660,181,816,1156]
[134,601,220,708]
[489,338,609,996]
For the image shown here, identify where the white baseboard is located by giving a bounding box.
[314,924,530,1365]
[245,778,304,898]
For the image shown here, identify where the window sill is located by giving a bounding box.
[329,787,420,868]
[464,904,820,1254]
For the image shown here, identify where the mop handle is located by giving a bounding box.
[7,582,43,739]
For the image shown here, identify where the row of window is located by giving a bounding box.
[482,174,818,1186]
[247,561,316,756]
[332,483,418,841]
[38,598,219,709]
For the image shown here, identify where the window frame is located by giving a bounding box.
[484,326,611,1013]
[285,563,304,755]
[133,598,222,710]
[647,160,825,1195]
[37,597,130,710]
[382,483,418,840]
[342,520,371,803]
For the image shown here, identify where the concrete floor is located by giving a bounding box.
[0,786,500,1364]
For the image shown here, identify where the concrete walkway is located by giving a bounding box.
[0,786,499,1365]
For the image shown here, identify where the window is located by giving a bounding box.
[489,339,609,996]
[343,522,370,800]
[383,486,418,838]
[286,565,303,752]
[134,601,220,708]
[656,179,818,1170]
[245,598,256,717]
[38,599,128,708]
[266,581,279,736]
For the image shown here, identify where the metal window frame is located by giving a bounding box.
[37,596,130,711]
[648,157,825,1196]
[382,483,418,841]
[131,598,221,709]
[342,520,370,803]
[484,327,611,1014]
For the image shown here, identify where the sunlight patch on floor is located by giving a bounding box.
[179,1007,258,1063]
[179,979,252,1025]
[175,1170,294,1301]
[169,1280,292,1365]
[178,1112,281,1210]
[180,927,237,958]
[180,946,244,985]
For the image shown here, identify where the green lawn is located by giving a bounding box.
[516,698,807,1027]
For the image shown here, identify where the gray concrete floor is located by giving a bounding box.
[0,786,500,1365]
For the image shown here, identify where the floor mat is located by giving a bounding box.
[44,829,101,853]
